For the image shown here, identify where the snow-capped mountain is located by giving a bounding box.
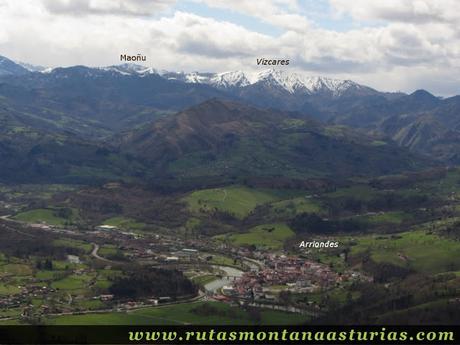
[209,71,250,88]
[248,69,364,96]
[92,64,366,97]
[17,61,47,73]
[160,70,250,89]
[100,64,157,76]
[158,68,368,97]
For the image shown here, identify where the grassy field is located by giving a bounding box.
[204,254,243,269]
[0,308,23,319]
[216,223,295,250]
[53,238,92,253]
[94,279,112,289]
[74,299,105,310]
[98,269,123,280]
[295,287,360,308]
[51,273,94,290]
[0,284,21,295]
[185,186,300,218]
[0,263,32,277]
[35,270,57,280]
[347,230,460,274]
[354,211,413,225]
[269,196,324,218]
[309,250,347,273]
[0,184,75,201]
[13,208,79,226]
[191,275,217,286]
[325,185,380,201]
[375,299,455,324]
[0,319,21,325]
[185,218,201,230]
[98,245,119,257]
[417,168,460,197]
[46,302,307,325]
[102,216,146,230]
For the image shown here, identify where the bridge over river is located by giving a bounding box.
[204,266,244,293]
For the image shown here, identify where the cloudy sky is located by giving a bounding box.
[0,0,459,95]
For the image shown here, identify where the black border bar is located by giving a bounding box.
[0,325,458,344]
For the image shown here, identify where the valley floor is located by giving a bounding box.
[0,167,460,325]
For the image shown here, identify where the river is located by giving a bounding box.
[204,265,244,293]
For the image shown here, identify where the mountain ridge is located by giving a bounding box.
[0,54,402,98]
[0,55,30,76]
[1,53,459,165]
[117,99,430,182]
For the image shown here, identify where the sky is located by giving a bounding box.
[0,0,459,96]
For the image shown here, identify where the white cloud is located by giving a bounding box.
[0,3,276,71]
[194,0,311,32]
[157,12,276,58]
[42,0,176,16]
[330,0,460,24]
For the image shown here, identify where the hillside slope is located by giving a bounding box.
[119,99,430,182]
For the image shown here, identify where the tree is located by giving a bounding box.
[55,207,72,219]
[279,290,292,305]
[44,258,53,270]
[343,247,351,263]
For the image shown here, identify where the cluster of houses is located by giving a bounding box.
[0,295,22,309]
[226,256,338,300]
[0,285,56,311]
[221,255,372,305]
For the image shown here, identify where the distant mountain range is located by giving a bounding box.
[1,53,459,184]
[1,55,374,96]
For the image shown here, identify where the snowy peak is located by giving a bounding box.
[251,69,308,93]
[209,71,250,88]
[183,71,213,84]
[175,68,367,97]
[17,62,47,72]
[303,77,361,95]
[248,69,363,96]
[100,63,157,76]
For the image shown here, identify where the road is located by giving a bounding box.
[0,215,37,238]
[242,257,263,271]
[90,243,112,262]
[0,292,206,322]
